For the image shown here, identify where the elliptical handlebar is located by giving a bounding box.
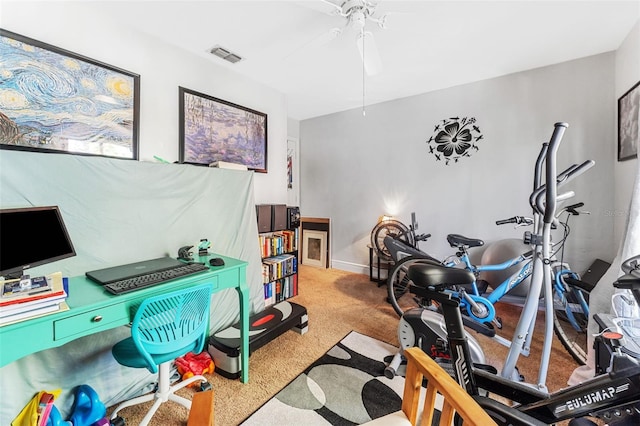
[543,122,568,223]
[533,142,549,192]
[530,160,595,219]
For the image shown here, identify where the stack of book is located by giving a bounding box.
[264,274,298,307]
[259,229,298,258]
[261,254,297,283]
[0,272,69,326]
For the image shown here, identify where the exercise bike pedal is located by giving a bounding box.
[462,314,496,338]
[473,363,498,375]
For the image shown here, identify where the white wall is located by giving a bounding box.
[614,20,640,249]
[0,1,290,204]
[300,52,618,275]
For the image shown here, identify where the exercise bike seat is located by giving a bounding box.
[447,234,485,248]
[407,262,475,289]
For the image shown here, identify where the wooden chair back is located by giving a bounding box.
[402,347,497,426]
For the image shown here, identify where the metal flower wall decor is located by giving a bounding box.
[426,117,483,165]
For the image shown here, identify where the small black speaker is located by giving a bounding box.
[287,206,300,229]
[271,204,287,232]
[256,204,272,233]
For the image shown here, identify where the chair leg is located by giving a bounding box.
[139,399,163,426]
[167,374,209,409]
[110,394,155,420]
[171,374,208,393]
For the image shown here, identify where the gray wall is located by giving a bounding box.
[300,53,618,274]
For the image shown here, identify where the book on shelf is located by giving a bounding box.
[263,274,298,307]
[259,229,298,258]
[261,254,297,283]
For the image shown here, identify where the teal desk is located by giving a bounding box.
[0,254,250,383]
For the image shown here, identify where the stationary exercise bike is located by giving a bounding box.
[397,255,640,426]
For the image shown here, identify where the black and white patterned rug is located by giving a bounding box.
[241,331,405,425]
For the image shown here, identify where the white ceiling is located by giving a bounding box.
[102,0,638,120]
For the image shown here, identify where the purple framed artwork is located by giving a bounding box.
[179,87,267,172]
[0,29,140,160]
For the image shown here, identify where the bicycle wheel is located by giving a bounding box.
[387,256,438,317]
[553,277,589,365]
[371,219,413,262]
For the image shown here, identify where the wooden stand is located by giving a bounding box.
[187,390,214,426]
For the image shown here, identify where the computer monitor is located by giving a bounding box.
[0,206,76,279]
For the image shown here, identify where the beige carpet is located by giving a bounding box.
[108,264,579,425]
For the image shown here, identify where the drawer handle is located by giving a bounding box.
[92,315,103,323]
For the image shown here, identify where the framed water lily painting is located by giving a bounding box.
[0,29,140,159]
[179,87,268,172]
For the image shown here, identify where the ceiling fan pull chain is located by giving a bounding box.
[362,28,366,117]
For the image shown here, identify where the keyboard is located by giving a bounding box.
[104,262,209,295]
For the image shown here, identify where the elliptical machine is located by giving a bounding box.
[386,123,595,389]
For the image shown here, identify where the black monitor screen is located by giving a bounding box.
[0,206,76,278]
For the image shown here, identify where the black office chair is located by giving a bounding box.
[110,283,211,425]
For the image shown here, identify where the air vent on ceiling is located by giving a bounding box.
[209,45,243,64]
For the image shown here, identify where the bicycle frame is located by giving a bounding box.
[554,268,589,332]
[458,252,532,314]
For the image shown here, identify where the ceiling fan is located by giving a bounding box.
[312,0,395,76]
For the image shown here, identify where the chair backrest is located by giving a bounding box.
[402,347,497,426]
[131,283,211,372]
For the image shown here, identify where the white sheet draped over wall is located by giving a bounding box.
[570,157,640,385]
[0,150,265,422]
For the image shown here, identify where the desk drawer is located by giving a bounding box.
[54,277,219,341]
[54,303,129,341]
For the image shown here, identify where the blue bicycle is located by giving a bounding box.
[385,203,591,365]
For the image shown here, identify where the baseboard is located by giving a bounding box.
[329,259,368,275]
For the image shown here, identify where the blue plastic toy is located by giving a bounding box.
[45,405,70,426]
[67,385,106,426]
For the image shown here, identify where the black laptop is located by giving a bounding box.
[86,256,185,285]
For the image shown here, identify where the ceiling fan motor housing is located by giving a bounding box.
[342,0,377,28]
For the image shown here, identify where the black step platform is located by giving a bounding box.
[208,300,308,379]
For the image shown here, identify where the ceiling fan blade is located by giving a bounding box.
[356,31,382,76]
[283,26,342,61]
[317,0,344,16]
[310,27,343,48]
[377,12,424,32]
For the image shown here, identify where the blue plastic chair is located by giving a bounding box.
[110,283,212,426]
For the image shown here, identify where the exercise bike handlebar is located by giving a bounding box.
[415,233,432,242]
[496,216,534,226]
[622,254,640,278]
[564,202,585,215]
